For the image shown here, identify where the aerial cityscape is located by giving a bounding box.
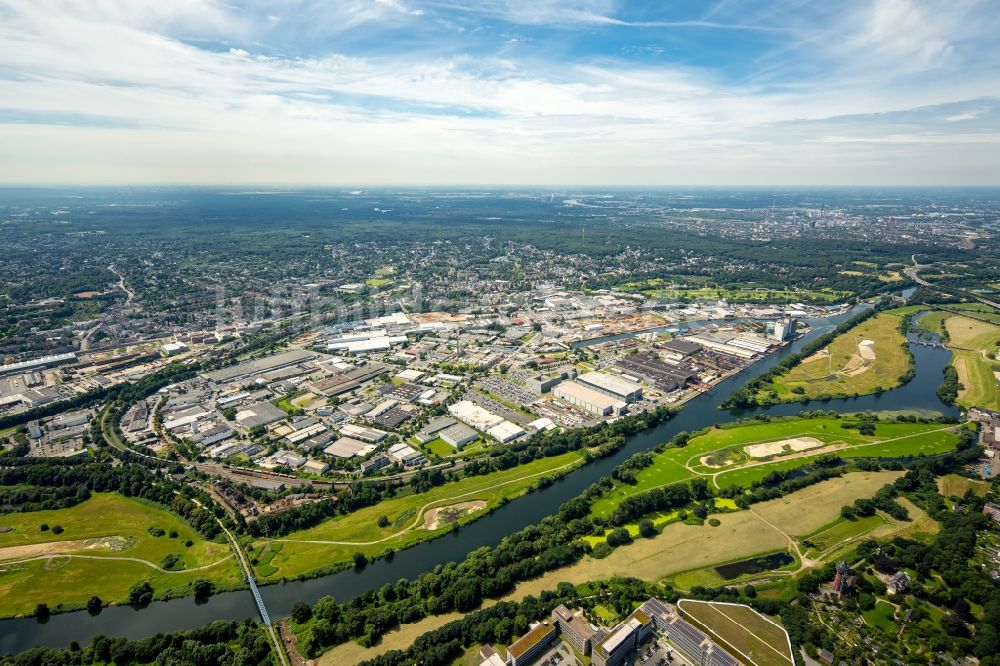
[1,3,999,666]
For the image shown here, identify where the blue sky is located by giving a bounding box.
[0,0,997,185]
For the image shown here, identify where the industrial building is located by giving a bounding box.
[323,437,375,458]
[339,423,389,443]
[448,400,504,431]
[591,608,653,666]
[234,402,286,429]
[440,422,478,448]
[0,352,76,378]
[387,442,427,467]
[525,368,574,394]
[615,352,695,392]
[414,416,458,443]
[577,372,643,403]
[772,317,797,341]
[160,341,190,356]
[360,455,390,475]
[205,349,319,383]
[486,420,526,443]
[552,381,626,417]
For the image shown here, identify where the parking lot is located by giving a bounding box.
[533,641,576,666]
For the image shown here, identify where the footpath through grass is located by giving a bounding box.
[260,451,585,579]
[0,493,242,617]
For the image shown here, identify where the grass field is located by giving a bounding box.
[945,303,1000,325]
[418,437,459,457]
[765,310,912,402]
[863,600,898,632]
[804,514,886,551]
[590,417,961,517]
[944,315,1000,411]
[678,599,793,666]
[937,473,990,499]
[0,493,242,617]
[262,452,584,579]
[750,471,903,536]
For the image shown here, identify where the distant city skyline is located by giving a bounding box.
[1,0,998,186]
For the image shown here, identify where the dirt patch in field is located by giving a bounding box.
[0,536,131,562]
[801,349,829,364]
[423,501,487,530]
[745,437,824,458]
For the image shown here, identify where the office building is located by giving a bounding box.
[506,623,557,666]
[551,604,599,656]
[592,609,652,666]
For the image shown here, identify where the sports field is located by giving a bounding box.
[590,417,961,517]
[678,599,793,666]
[765,310,913,402]
[261,451,584,578]
[0,493,241,617]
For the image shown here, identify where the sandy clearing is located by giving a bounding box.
[801,349,829,364]
[423,501,487,530]
[745,437,824,458]
[857,340,876,360]
[0,536,127,562]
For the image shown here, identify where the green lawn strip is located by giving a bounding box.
[801,515,887,558]
[416,437,459,458]
[263,452,584,578]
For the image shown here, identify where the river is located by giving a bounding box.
[0,303,958,653]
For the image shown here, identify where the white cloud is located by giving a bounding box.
[0,0,997,185]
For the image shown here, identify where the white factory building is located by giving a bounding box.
[487,420,526,443]
[553,381,627,417]
[448,400,504,431]
[577,372,643,403]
